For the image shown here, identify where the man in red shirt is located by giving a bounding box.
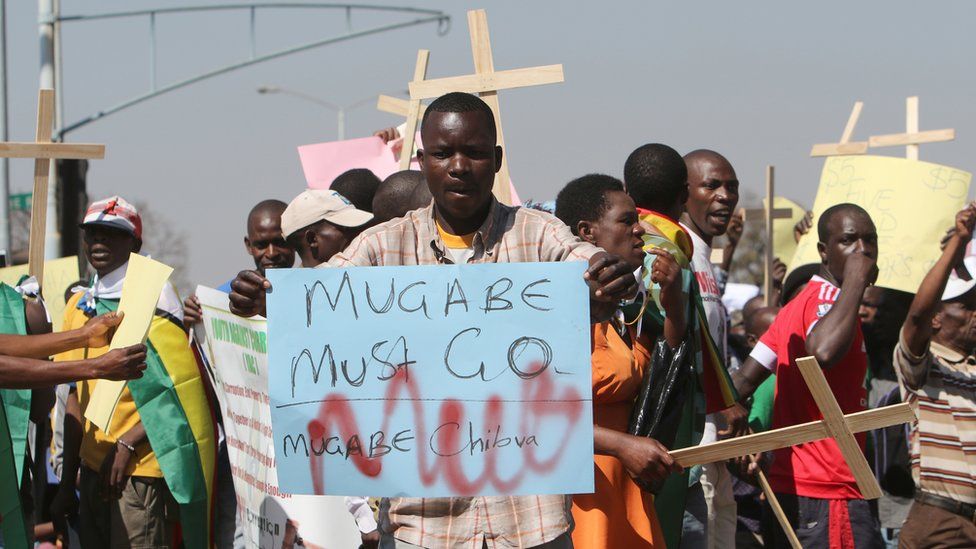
[732,203,883,549]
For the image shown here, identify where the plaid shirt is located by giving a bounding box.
[324,198,598,548]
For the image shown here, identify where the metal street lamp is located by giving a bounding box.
[257,86,377,141]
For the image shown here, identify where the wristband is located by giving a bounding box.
[117,439,136,453]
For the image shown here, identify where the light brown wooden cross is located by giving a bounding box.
[407,9,565,205]
[671,355,914,499]
[742,166,794,305]
[376,51,429,168]
[810,101,869,157]
[0,89,104,287]
[868,96,954,161]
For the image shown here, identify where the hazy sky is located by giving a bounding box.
[4,1,974,289]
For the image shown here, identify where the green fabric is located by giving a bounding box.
[95,299,210,549]
[654,374,695,549]
[0,283,30,547]
[748,375,776,433]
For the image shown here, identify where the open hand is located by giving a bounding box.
[83,311,124,348]
[93,345,147,381]
[229,270,271,318]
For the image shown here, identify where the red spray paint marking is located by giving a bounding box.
[305,363,584,495]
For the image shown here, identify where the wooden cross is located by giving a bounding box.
[810,101,869,157]
[407,9,565,205]
[376,52,429,167]
[868,96,954,161]
[742,166,794,305]
[0,89,104,287]
[672,355,914,499]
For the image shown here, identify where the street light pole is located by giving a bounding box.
[257,86,377,141]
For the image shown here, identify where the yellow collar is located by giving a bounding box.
[436,219,476,249]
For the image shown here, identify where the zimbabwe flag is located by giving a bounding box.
[62,291,217,548]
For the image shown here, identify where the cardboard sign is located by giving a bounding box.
[0,255,79,332]
[790,155,971,294]
[266,262,594,497]
[195,286,360,549]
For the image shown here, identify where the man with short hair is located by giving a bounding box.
[230,91,638,548]
[372,170,431,224]
[733,203,884,549]
[894,203,976,548]
[677,149,745,548]
[331,168,382,213]
[184,199,295,323]
[622,143,740,549]
[51,196,216,549]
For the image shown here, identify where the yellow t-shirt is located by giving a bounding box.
[436,220,476,263]
[57,295,162,477]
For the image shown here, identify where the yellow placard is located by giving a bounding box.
[790,155,971,294]
[84,253,174,434]
[761,197,807,266]
[0,256,80,332]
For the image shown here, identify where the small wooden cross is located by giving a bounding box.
[810,101,869,157]
[742,166,794,305]
[868,96,955,161]
[0,89,104,287]
[671,355,914,499]
[406,9,565,205]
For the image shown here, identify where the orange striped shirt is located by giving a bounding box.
[895,337,976,504]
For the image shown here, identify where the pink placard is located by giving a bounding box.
[298,135,522,204]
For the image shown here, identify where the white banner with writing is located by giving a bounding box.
[195,285,361,549]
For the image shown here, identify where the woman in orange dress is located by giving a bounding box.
[554,174,686,548]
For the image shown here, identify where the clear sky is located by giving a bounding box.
[3,0,974,289]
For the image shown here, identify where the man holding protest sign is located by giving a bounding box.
[184,198,295,323]
[894,203,976,547]
[230,92,639,548]
[732,204,883,548]
[51,196,216,549]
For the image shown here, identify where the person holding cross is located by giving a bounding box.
[894,203,976,548]
[51,196,216,549]
[230,91,639,548]
[732,203,883,549]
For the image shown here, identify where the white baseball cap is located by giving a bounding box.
[280,189,373,239]
[942,256,976,302]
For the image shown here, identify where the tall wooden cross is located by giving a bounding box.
[742,166,794,305]
[0,89,105,287]
[868,96,955,160]
[376,50,429,167]
[671,355,914,499]
[406,9,565,205]
[810,101,869,157]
